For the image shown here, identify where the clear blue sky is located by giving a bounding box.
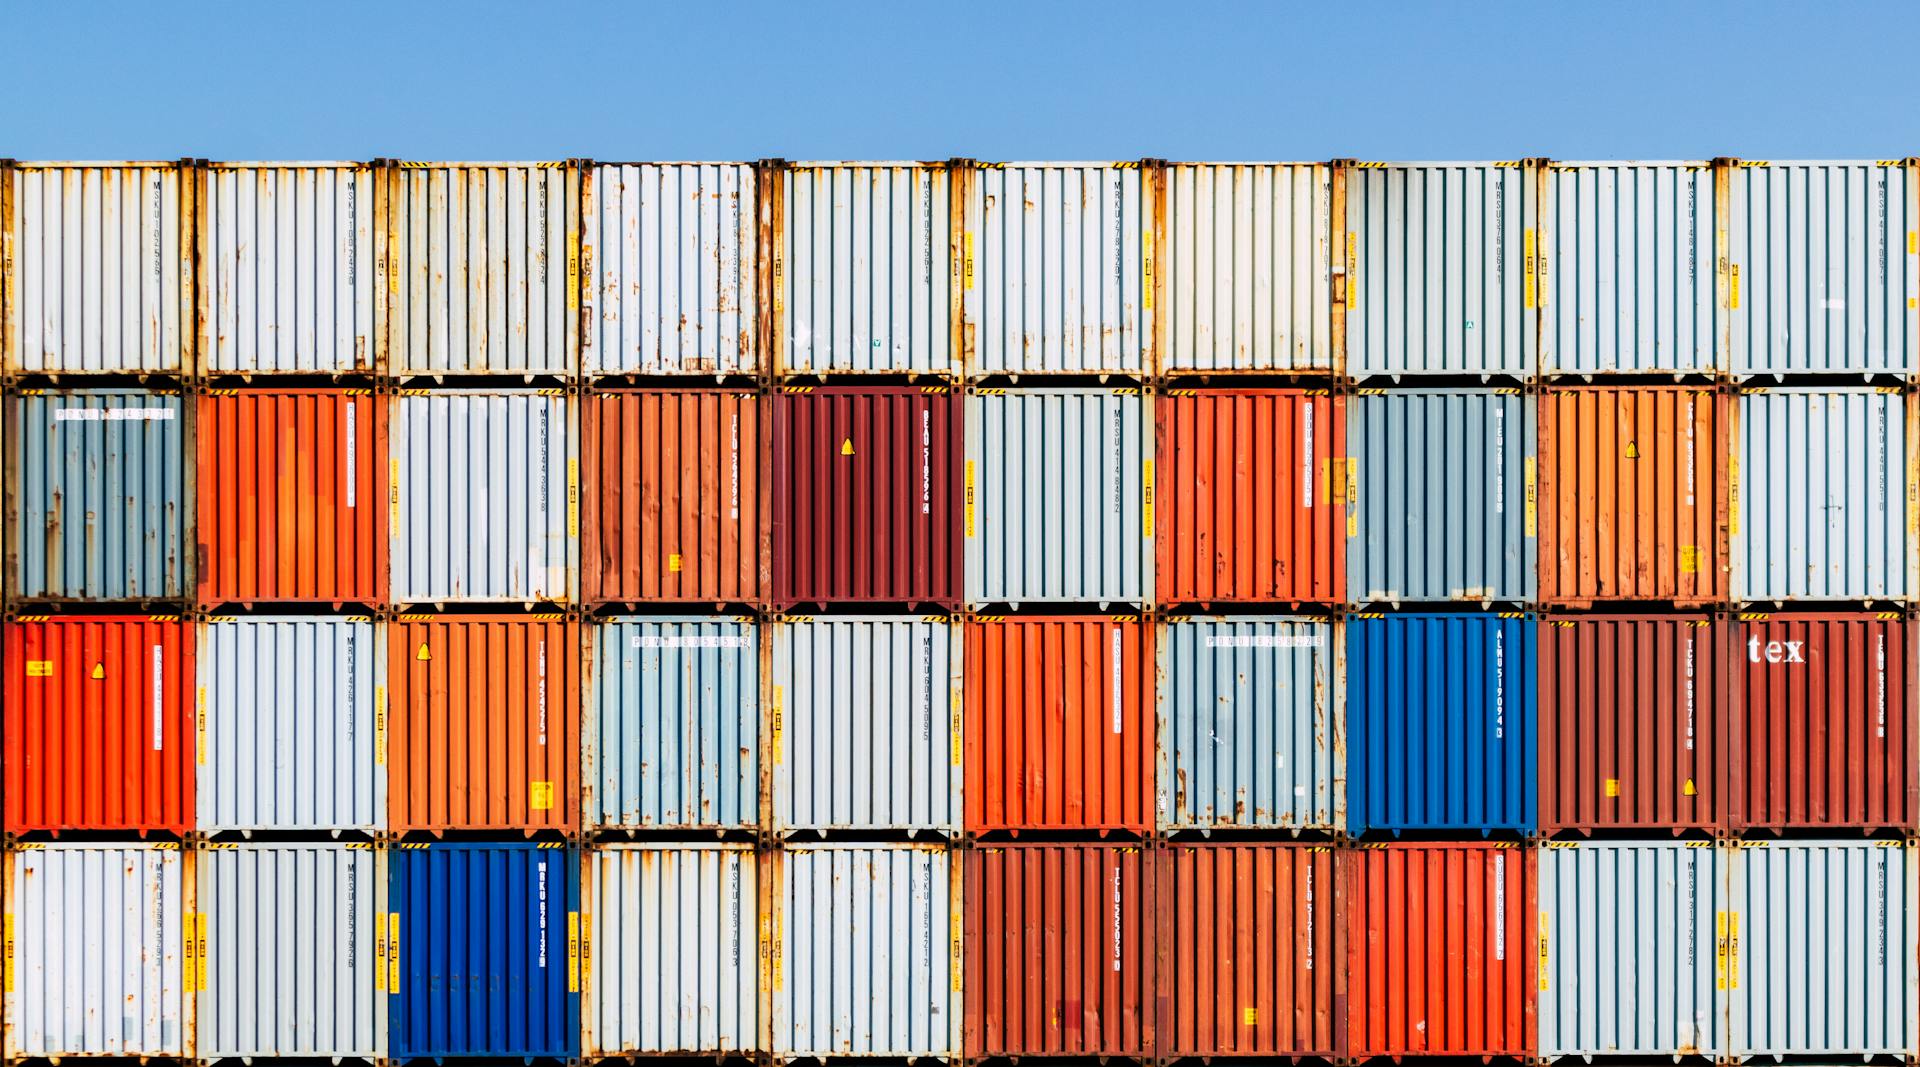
[5,0,1916,161]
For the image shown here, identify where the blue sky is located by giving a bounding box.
[5,1,1916,160]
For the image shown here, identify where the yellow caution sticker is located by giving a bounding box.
[771,685,784,762]
[387,913,401,992]
[567,230,580,313]
[1141,226,1154,311]
[1346,232,1359,311]
[1346,467,1360,538]
[1729,264,1741,309]
[2,913,11,993]
[1624,440,1639,459]
[1242,1006,1258,1027]
[1142,459,1155,539]
[951,690,964,767]
[389,458,400,528]
[964,460,977,537]
[375,686,387,766]
[91,662,106,680]
[1726,456,1740,536]
[416,643,431,662]
[530,781,554,810]
[1537,911,1549,990]
[963,231,975,290]
[1716,911,1730,989]
[567,458,579,539]
[567,912,580,992]
[1679,545,1699,574]
[1684,778,1698,797]
[183,912,197,993]
[1727,912,1739,988]
[1523,457,1538,537]
[667,552,683,573]
[195,913,208,993]
[196,687,208,766]
[840,437,855,456]
[24,661,51,677]
[375,917,387,992]
[1604,778,1620,798]
[1523,228,1537,310]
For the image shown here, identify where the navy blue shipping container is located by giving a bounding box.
[388,842,580,1061]
[1345,612,1538,835]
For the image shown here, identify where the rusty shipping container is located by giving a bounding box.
[581,390,767,606]
[1156,389,1345,605]
[1339,843,1536,1059]
[3,614,194,834]
[770,385,962,608]
[1539,615,1724,833]
[386,613,579,834]
[964,844,1156,1058]
[1154,843,1336,1059]
[1728,612,1918,831]
[197,388,386,607]
[1538,386,1726,605]
[965,616,1153,834]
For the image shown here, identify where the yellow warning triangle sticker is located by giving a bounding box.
[416,643,432,661]
[91,662,106,679]
[1624,441,1640,459]
[840,438,855,456]
[1683,778,1698,796]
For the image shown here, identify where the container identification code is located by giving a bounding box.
[634,634,751,648]
[1206,635,1324,648]
[55,407,174,421]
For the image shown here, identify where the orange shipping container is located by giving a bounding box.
[1538,386,1727,605]
[964,616,1153,834]
[581,390,768,606]
[197,389,387,608]
[387,614,579,834]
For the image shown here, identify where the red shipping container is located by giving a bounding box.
[1338,843,1535,1059]
[3,615,194,834]
[965,844,1156,1057]
[770,386,962,608]
[580,390,769,606]
[387,613,579,834]
[197,388,387,607]
[1728,611,1917,831]
[1154,843,1336,1058]
[1538,614,1723,833]
[964,616,1153,834]
[1156,389,1346,605]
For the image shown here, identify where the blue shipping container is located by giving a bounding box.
[388,842,580,1060]
[1346,612,1537,835]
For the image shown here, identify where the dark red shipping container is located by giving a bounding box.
[1728,611,1917,832]
[1538,614,1723,833]
[770,385,962,608]
[965,844,1156,1058]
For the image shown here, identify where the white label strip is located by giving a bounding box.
[345,401,357,508]
[1302,401,1315,508]
[56,408,175,422]
[1206,635,1325,648]
[152,645,165,750]
[1110,628,1123,734]
[1494,851,1507,960]
[634,635,751,649]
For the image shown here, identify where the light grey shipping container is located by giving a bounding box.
[2,843,187,1058]
[966,162,1150,377]
[585,617,759,831]
[4,163,190,375]
[1732,388,1916,602]
[771,615,963,835]
[1343,161,1536,379]
[1156,615,1343,833]
[772,845,958,1058]
[1537,841,1726,1059]
[1160,163,1332,374]
[1539,162,1718,377]
[1727,160,1919,379]
[1347,388,1538,604]
[195,843,384,1059]
[583,844,760,1055]
[583,162,759,377]
[200,163,377,375]
[197,616,384,833]
[389,390,577,603]
[964,388,1151,607]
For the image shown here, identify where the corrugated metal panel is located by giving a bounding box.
[387,842,580,1059]
[383,162,577,378]
[1728,841,1919,1057]
[584,844,758,1055]
[201,163,376,375]
[6,389,186,600]
[2,843,186,1058]
[3,615,194,834]
[584,163,759,377]
[965,843,1153,1056]
[1539,162,1718,376]
[966,616,1152,833]
[1156,389,1344,604]
[1156,616,1342,833]
[585,617,758,832]
[1727,161,1919,378]
[5,163,189,375]
[197,389,386,607]
[197,616,383,833]
[1347,388,1537,604]
[780,162,956,376]
[1154,843,1335,1057]
[387,614,579,834]
[389,390,577,604]
[1161,163,1332,374]
[1339,843,1535,1057]
[772,614,962,834]
[1344,162,1535,379]
[1728,612,1918,831]
[967,162,1150,377]
[581,390,766,605]
[1537,841,1725,1058]
[770,386,962,608]
[774,844,958,1057]
[965,388,1150,607]
[1346,613,1537,834]
[1538,615,1722,833]
[196,843,383,1058]
[1731,388,1916,602]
